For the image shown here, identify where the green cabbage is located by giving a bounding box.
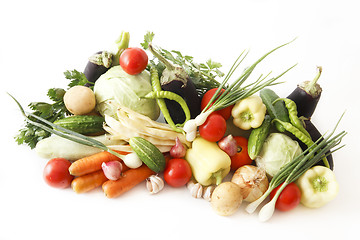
[255,133,302,177]
[94,66,160,120]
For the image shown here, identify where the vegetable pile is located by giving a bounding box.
[10,31,346,221]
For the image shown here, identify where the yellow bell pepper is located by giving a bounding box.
[231,95,266,130]
[296,166,339,208]
[185,137,231,186]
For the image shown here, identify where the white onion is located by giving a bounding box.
[231,165,269,202]
[123,152,143,168]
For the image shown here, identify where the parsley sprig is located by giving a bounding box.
[141,32,224,96]
[15,70,93,149]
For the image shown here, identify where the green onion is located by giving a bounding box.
[183,39,297,142]
[245,113,346,221]
[8,93,125,159]
[202,38,297,114]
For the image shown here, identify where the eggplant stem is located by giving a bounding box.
[305,66,322,94]
[148,44,175,71]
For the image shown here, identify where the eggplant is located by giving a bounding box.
[149,44,201,124]
[287,66,323,119]
[162,76,201,123]
[84,32,130,84]
[299,119,334,170]
[84,51,112,84]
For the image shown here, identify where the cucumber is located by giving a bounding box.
[260,88,290,132]
[247,115,271,160]
[53,115,105,134]
[129,137,166,173]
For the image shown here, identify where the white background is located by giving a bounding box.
[1,0,360,239]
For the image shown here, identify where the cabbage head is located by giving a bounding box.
[94,66,160,120]
[255,133,302,177]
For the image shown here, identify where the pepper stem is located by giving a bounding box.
[212,170,224,185]
[312,176,329,192]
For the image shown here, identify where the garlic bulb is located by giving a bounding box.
[146,175,164,194]
[101,161,122,180]
[231,165,269,202]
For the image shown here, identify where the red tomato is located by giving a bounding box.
[230,136,252,170]
[201,88,234,120]
[43,158,74,189]
[198,113,227,142]
[119,47,148,75]
[164,158,192,187]
[270,182,301,211]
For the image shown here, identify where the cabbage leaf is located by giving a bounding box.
[94,66,160,120]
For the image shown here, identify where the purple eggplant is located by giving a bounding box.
[149,44,201,124]
[287,66,323,119]
[84,32,130,84]
[84,51,112,84]
[161,75,201,123]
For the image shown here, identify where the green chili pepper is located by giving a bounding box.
[273,98,311,138]
[147,67,184,133]
[149,66,163,92]
[272,118,330,168]
[145,67,191,132]
[272,119,314,147]
[145,91,191,124]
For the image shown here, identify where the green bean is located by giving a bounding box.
[273,98,311,138]
[148,67,184,133]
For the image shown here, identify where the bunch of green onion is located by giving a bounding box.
[183,39,297,141]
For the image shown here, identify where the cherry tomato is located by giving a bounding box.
[119,47,148,75]
[230,136,252,170]
[43,158,74,188]
[198,113,227,142]
[201,88,234,120]
[164,158,192,187]
[270,182,301,211]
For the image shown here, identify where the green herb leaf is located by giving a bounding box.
[47,88,66,102]
[145,32,223,97]
[64,69,93,89]
[14,69,91,148]
[141,32,155,50]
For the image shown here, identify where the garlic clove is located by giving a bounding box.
[170,137,187,158]
[146,175,164,194]
[190,183,203,198]
[187,179,203,199]
[102,161,122,180]
[202,185,215,202]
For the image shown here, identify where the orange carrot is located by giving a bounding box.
[71,170,108,194]
[69,150,129,176]
[102,165,155,198]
